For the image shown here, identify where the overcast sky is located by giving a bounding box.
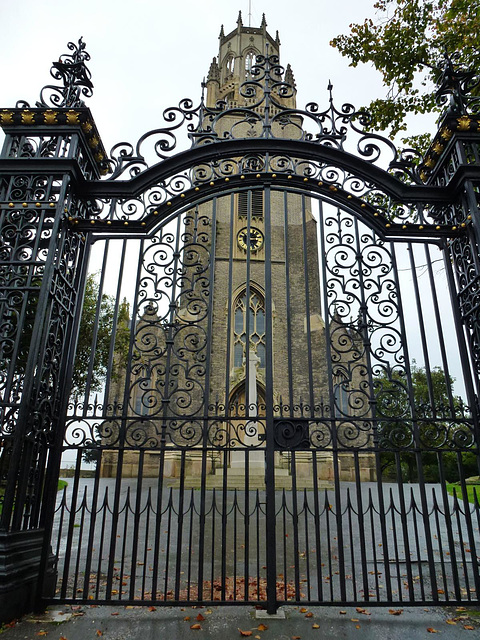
[0,0,436,154]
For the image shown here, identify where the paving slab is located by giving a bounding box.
[1,604,479,640]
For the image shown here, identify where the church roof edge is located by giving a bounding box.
[220,24,279,52]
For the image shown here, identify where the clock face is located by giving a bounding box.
[237,227,264,252]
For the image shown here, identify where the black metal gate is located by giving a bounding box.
[1,39,480,615]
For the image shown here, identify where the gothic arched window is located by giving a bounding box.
[232,289,266,369]
[244,51,256,75]
[226,55,234,74]
[334,371,350,416]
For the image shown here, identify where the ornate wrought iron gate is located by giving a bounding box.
[0,40,480,616]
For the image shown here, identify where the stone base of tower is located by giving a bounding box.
[337,453,377,482]
[100,450,216,479]
[100,450,376,485]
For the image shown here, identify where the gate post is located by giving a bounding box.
[417,59,480,601]
[0,40,107,621]
[419,60,480,392]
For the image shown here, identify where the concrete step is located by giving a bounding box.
[166,475,333,490]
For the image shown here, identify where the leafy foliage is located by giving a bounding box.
[375,362,477,482]
[71,275,130,397]
[330,0,480,142]
[70,274,113,395]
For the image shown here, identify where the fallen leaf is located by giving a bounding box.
[255,637,261,639]
[96,631,103,637]
[305,612,314,618]
[36,633,48,637]
[464,626,475,630]
[300,608,308,613]
[292,636,301,639]
[446,619,457,625]
[389,609,403,616]
[351,618,359,622]
[239,631,252,637]
[111,612,119,616]
[257,623,268,631]
[149,606,156,612]
[312,623,320,629]
[339,611,347,615]
[355,625,361,629]
[190,623,202,630]
[427,629,438,633]
[196,613,205,622]
[184,616,191,621]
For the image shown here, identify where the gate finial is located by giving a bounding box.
[435,49,480,116]
[35,37,94,109]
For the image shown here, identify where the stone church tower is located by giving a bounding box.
[101,14,374,485]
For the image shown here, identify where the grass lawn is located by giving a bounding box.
[446,483,480,504]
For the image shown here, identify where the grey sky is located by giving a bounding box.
[0,0,435,152]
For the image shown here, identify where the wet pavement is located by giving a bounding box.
[2,603,480,640]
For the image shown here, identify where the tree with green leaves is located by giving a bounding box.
[331,0,480,147]
[70,274,114,396]
[74,280,131,463]
[375,362,476,482]
[71,275,131,398]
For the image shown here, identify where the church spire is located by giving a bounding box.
[219,24,225,39]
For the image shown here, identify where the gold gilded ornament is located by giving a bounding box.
[21,111,35,125]
[0,110,14,125]
[457,116,471,131]
[88,135,100,149]
[43,110,58,125]
[66,110,80,125]
[440,127,453,141]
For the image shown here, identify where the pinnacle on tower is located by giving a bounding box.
[261,13,267,28]
[237,10,243,26]
[285,63,296,90]
[219,24,225,39]
[276,30,281,45]
[207,58,220,83]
